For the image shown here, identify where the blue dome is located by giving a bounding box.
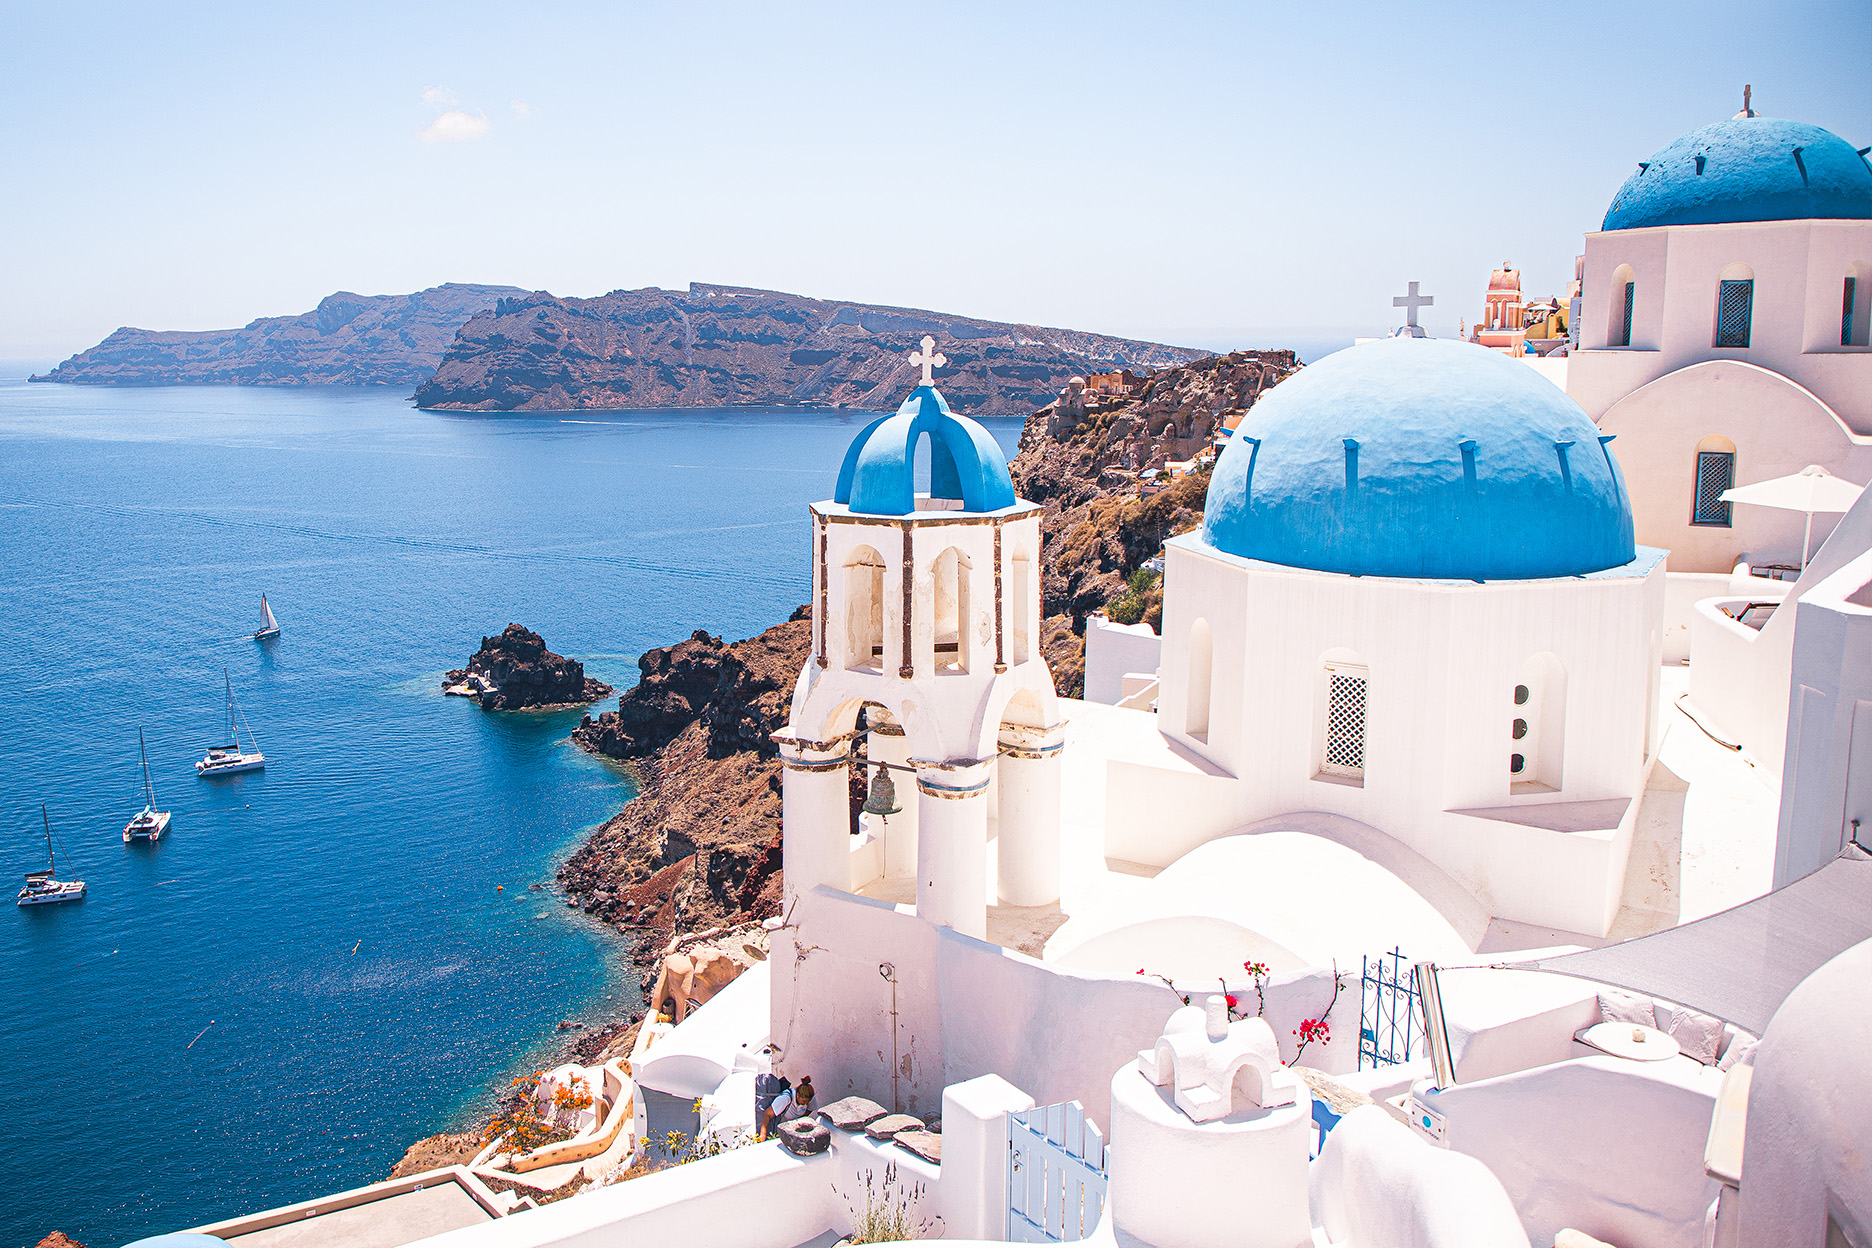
[834,386,1017,515]
[1603,117,1872,231]
[1202,337,1636,581]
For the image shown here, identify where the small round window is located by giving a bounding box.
[1514,685,1530,706]
[1510,753,1526,774]
[1512,718,1528,740]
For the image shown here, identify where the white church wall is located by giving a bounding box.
[1147,536,1661,935]
[1594,360,1871,573]
[1083,614,1162,706]
[1421,1056,1723,1248]
[1663,571,1738,661]
[1774,547,1872,887]
[1573,219,1872,434]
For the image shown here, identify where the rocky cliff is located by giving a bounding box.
[1009,350,1302,696]
[562,608,818,964]
[32,283,521,387]
[412,283,1202,416]
[445,624,613,711]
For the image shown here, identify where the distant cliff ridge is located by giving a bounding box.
[413,283,1203,415]
[32,283,522,387]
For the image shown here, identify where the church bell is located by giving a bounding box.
[861,767,902,818]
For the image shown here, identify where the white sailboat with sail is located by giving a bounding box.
[18,805,86,906]
[254,594,280,641]
[124,727,172,842]
[196,668,266,777]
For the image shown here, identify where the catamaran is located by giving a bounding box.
[254,594,280,641]
[123,726,172,843]
[18,805,86,906]
[196,668,266,777]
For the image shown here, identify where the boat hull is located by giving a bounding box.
[254,628,280,640]
[17,883,86,906]
[196,752,265,777]
[123,810,172,842]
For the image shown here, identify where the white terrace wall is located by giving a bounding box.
[771,886,1358,1130]
[1422,1056,1722,1248]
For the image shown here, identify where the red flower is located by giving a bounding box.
[1225,994,1238,1009]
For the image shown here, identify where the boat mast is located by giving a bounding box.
[224,667,237,747]
[41,804,54,874]
[140,727,156,807]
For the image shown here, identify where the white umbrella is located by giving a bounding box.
[1720,464,1866,570]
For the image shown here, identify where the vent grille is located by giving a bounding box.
[1716,280,1753,348]
[1323,668,1367,777]
[1693,451,1735,527]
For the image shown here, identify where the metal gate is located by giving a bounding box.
[1006,1101,1107,1243]
[1359,947,1425,1070]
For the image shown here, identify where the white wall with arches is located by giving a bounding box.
[1146,532,1667,937]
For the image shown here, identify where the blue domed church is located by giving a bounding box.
[1567,102,1872,581]
[1136,336,1667,939]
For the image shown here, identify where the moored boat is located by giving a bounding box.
[124,726,172,843]
[17,805,85,906]
[197,668,266,777]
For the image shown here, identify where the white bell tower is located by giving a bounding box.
[774,339,1064,940]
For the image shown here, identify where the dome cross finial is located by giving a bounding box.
[909,334,947,387]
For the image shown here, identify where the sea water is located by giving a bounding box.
[0,377,1022,1247]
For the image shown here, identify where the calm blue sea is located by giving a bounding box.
[0,376,1022,1248]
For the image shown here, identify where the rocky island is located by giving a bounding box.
[32,282,521,388]
[445,625,613,711]
[413,283,1202,416]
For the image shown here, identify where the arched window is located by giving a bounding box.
[1609,264,1636,347]
[1317,653,1368,784]
[1715,262,1754,349]
[1844,262,1871,348]
[1186,618,1212,740]
[1511,654,1567,794]
[844,546,886,672]
[1010,553,1032,665]
[1692,434,1736,528]
[932,546,971,673]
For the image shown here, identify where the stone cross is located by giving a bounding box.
[1393,281,1434,328]
[909,335,947,386]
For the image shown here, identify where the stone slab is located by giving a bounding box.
[817,1096,889,1131]
[862,1113,924,1141]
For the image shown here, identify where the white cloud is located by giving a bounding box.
[511,99,540,120]
[417,109,490,143]
[420,86,459,109]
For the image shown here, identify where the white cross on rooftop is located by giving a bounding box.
[1393,281,1434,328]
[908,335,947,387]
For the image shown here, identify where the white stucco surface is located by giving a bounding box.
[634,961,771,1101]
[1084,614,1163,706]
[1311,1106,1530,1248]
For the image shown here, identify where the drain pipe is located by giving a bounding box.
[880,962,900,1112]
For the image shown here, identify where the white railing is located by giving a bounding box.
[1007,1100,1107,1243]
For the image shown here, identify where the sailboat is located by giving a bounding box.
[123,727,172,843]
[17,805,86,906]
[254,594,281,641]
[196,668,266,777]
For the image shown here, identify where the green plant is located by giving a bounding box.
[844,1161,939,1243]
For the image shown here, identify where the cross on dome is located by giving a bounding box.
[908,335,947,387]
[1393,281,1434,328]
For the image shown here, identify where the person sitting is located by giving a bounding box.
[762,1075,814,1139]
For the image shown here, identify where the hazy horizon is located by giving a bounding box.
[4,1,1866,361]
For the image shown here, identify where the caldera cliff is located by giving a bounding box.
[413,283,1202,416]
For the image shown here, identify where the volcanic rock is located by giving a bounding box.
[33,283,521,388]
[413,283,1202,416]
[1009,350,1302,697]
[445,624,612,711]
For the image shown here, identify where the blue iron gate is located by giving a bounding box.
[1006,1100,1107,1243]
[1359,947,1425,1070]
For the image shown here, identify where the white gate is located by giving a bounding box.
[1005,1101,1107,1243]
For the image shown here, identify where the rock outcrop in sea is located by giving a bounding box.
[564,608,820,963]
[412,283,1203,416]
[32,283,522,387]
[445,625,612,711]
[1008,350,1302,696]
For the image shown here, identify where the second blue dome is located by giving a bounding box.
[1201,337,1636,581]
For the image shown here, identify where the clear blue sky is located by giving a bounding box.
[2,0,1867,362]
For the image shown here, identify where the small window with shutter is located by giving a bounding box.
[1320,664,1368,782]
[1692,451,1735,527]
[1715,280,1753,348]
